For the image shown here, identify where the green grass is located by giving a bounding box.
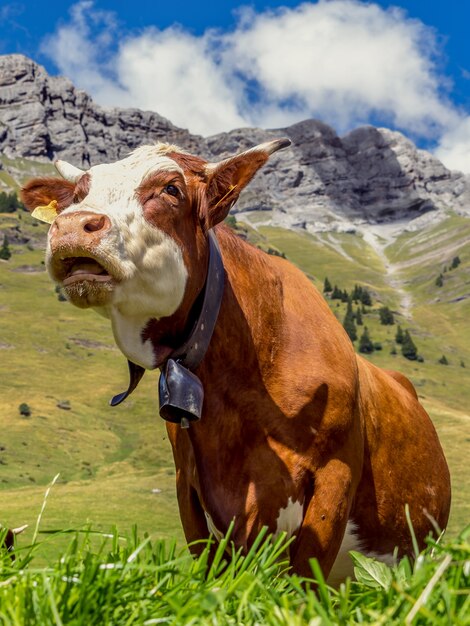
[0,156,56,192]
[1,511,469,625]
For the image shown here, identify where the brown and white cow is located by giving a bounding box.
[21,140,451,583]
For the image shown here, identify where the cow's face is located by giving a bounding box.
[21,140,290,368]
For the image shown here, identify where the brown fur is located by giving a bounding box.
[20,174,90,211]
[22,145,451,580]
[167,225,450,577]
[21,177,75,211]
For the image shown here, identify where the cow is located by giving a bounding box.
[21,139,451,583]
[0,524,27,560]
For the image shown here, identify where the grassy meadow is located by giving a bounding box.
[0,169,469,621]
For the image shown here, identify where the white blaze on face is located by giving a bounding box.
[52,145,189,369]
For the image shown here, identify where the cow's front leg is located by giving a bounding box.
[290,458,355,579]
[174,467,215,559]
[167,425,211,556]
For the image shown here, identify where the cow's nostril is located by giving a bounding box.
[83,215,108,233]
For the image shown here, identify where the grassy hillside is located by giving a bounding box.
[0,167,469,562]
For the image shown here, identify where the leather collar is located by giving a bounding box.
[110,230,225,428]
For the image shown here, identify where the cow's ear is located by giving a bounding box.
[203,138,291,229]
[20,177,75,213]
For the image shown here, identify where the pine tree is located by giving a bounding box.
[401,330,418,360]
[359,327,374,353]
[323,277,332,293]
[355,307,363,325]
[395,325,404,344]
[352,285,362,302]
[451,256,461,269]
[379,306,394,325]
[341,289,349,303]
[332,285,342,299]
[342,300,357,341]
[435,274,443,287]
[360,288,372,306]
[438,355,449,365]
[0,235,11,260]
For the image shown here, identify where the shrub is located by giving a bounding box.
[435,274,443,287]
[265,247,286,258]
[450,255,461,269]
[438,355,449,365]
[0,235,11,260]
[54,285,67,302]
[19,403,31,417]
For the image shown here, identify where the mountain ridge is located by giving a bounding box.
[1,53,468,233]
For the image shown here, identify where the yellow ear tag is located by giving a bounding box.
[31,200,59,224]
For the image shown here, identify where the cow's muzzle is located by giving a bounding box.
[48,211,119,307]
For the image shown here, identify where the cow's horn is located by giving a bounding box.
[54,160,84,183]
[12,524,28,535]
[205,137,292,173]
[249,138,292,155]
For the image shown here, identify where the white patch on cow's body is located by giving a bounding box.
[48,145,189,369]
[275,497,303,539]
[204,511,224,542]
[327,521,395,587]
[108,309,156,369]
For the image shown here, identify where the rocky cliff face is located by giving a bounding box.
[0,54,204,165]
[1,54,468,231]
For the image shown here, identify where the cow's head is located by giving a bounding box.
[21,140,290,368]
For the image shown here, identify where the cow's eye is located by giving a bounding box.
[164,184,179,197]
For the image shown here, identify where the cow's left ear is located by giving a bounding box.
[203,138,291,229]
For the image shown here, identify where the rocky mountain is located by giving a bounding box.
[1,53,468,232]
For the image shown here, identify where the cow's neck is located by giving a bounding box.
[109,309,171,370]
[193,230,285,429]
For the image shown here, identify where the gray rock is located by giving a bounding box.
[0,54,204,165]
[1,53,468,233]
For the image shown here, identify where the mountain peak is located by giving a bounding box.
[0,53,468,231]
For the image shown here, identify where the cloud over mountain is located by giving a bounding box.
[42,0,470,172]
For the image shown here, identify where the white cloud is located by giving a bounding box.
[435,116,470,174]
[41,0,470,173]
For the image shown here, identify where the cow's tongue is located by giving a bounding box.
[62,258,110,285]
[69,260,106,277]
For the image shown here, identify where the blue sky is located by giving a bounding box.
[1,0,470,172]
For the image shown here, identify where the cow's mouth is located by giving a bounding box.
[62,257,112,286]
